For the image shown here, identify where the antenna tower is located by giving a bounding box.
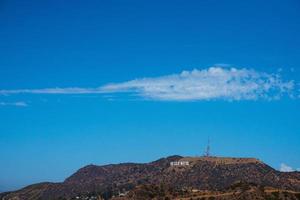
[204,138,211,157]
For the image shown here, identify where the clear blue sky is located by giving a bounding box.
[0,0,300,192]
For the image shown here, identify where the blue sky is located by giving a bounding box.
[1,0,300,192]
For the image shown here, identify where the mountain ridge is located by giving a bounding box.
[2,155,300,200]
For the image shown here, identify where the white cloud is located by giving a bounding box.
[0,87,104,95]
[0,67,297,101]
[280,163,294,172]
[101,67,295,101]
[0,101,28,107]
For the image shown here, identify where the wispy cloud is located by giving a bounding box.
[0,101,28,107]
[0,87,104,95]
[280,163,295,172]
[0,67,297,101]
[101,67,295,101]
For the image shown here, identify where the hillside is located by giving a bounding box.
[112,183,300,200]
[1,155,300,200]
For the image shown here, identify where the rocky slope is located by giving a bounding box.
[1,156,300,200]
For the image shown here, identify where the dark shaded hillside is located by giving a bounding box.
[112,183,300,200]
[2,155,300,200]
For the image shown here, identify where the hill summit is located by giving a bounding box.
[1,155,300,200]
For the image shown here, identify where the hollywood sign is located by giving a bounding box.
[170,161,189,166]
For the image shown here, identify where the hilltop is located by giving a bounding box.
[1,155,300,200]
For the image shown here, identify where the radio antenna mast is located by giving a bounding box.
[204,138,210,157]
